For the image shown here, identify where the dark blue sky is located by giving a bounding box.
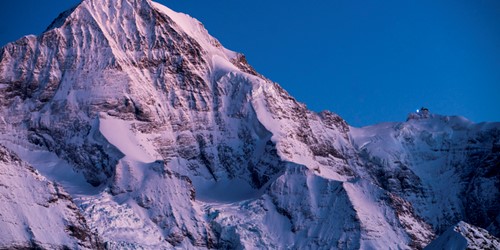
[1,0,499,126]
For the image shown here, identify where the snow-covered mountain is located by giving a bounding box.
[0,0,498,249]
[0,145,103,249]
[424,221,500,250]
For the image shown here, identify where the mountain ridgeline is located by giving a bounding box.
[0,0,498,249]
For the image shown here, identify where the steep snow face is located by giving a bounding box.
[351,115,500,237]
[0,0,354,247]
[0,0,499,249]
[0,145,101,249]
[424,221,500,250]
[0,0,273,188]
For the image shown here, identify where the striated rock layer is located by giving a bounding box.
[0,0,499,249]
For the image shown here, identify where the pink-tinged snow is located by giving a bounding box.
[0,146,88,249]
[151,2,239,61]
[0,0,498,249]
[99,114,159,163]
[343,180,411,249]
[0,139,97,196]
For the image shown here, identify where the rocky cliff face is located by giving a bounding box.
[351,116,500,233]
[0,0,498,249]
[424,221,500,250]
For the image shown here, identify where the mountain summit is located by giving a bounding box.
[1,1,499,249]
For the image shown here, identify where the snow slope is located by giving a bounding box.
[0,0,499,249]
[351,115,500,237]
[424,221,500,250]
[0,145,101,249]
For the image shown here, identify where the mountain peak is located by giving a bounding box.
[46,0,151,29]
[82,0,151,5]
[1,1,499,249]
[41,0,236,67]
[80,0,153,12]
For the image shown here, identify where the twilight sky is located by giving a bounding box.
[1,0,499,127]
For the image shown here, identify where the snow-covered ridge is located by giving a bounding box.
[424,221,500,250]
[0,145,101,249]
[0,0,499,249]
